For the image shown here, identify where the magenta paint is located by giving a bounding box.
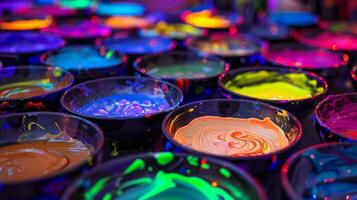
[263,49,346,69]
[315,93,357,140]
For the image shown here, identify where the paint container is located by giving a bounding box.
[292,29,357,64]
[61,76,183,150]
[100,35,176,68]
[62,152,267,200]
[0,16,53,31]
[134,51,229,102]
[140,21,207,49]
[0,31,65,64]
[93,2,145,16]
[281,142,357,200]
[42,19,111,44]
[162,99,302,174]
[42,45,127,82]
[314,92,357,142]
[0,112,104,200]
[181,9,244,34]
[269,11,318,28]
[249,23,290,42]
[218,67,328,116]
[261,43,349,78]
[185,33,266,67]
[0,66,74,114]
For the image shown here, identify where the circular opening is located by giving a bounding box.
[281,142,357,200]
[61,76,183,120]
[315,92,357,141]
[0,66,74,101]
[218,66,328,103]
[0,111,104,184]
[134,51,228,80]
[162,99,302,160]
[62,152,267,200]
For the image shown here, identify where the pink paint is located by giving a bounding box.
[295,31,357,51]
[263,49,345,69]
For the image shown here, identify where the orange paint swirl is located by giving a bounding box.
[174,116,289,157]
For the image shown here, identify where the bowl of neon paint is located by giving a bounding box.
[314,93,357,142]
[293,29,357,52]
[134,51,229,102]
[104,14,160,31]
[182,9,244,30]
[0,112,104,199]
[0,15,53,31]
[269,11,318,28]
[61,76,183,149]
[0,31,65,64]
[162,99,302,173]
[218,67,328,112]
[281,142,357,200]
[62,152,267,200]
[42,45,127,82]
[249,23,290,41]
[94,2,145,16]
[0,66,74,114]
[351,65,357,90]
[100,34,176,66]
[185,33,266,66]
[59,0,93,10]
[42,19,111,43]
[261,43,349,76]
[13,5,76,18]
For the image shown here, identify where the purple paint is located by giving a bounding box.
[14,5,76,17]
[315,93,357,140]
[43,20,111,39]
[263,49,346,69]
[0,32,65,54]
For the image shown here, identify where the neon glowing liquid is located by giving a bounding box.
[224,70,324,100]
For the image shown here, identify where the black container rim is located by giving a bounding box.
[60,76,184,120]
[162,98,303,161]
[280,142,356,200]
[133,50,230,81]
[0,111,105,186]
[0,65,75,101]
[314,92,357,141]
[217,66,329,105]
[61,151,268,200]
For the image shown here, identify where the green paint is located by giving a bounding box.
[155,152,174,166]
[123,159,145,175]
[103,193,112,200]
[224,70,324,100]
[114,170,235,200]
[60,0,92,8]
[187,156,200,167]
[84,177,110,200]
[201,163,210,170]
[146,62,223,79]
[220,168,231,178]
[148,166,153,172]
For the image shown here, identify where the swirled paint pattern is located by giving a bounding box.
[174,116,289,157]
[0,79,56,99]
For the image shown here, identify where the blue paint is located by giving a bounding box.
[45,45,122,70]
[270,12,317,27]
[76,93,171,118]
[96,2,145,16]
[102,36,174,55]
